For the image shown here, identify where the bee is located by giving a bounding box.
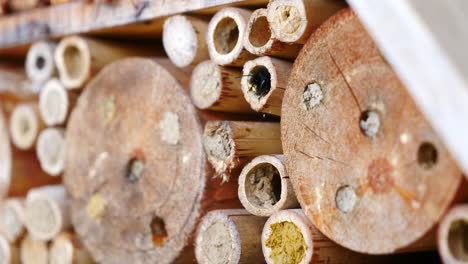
[237,67,271,97]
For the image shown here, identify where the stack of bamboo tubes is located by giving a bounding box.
[0,0,467,264]
[0,0,75,15]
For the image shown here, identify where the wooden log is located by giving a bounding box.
[203,121,282,182]
[0,233,20,264]
[9,102,44,150]
[195,209,266,264]
[36,127,65,176]
[25,41,57,85]
[241,56,292,116]
[438,204,468,264]
[54,36,161,90]
[64,58,241,264]
[280,8,465,254]
[49,232,95,264]
[206,7,256,66]
[190,60,253,113]
[0,198,25,243]
[244,8,302,60]
[238,155,298,217]
[39,79,76,126]
[8,0,48,12]
[163,15,210,68]
[266,0,346,44]
[19,234,48,264]
[24,185,70,241]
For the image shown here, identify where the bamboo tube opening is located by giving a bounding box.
[55,37,90,90]
[270,5,303,40]
[244,163,282,207]
[248,16,271,48]
[39,79,69,126]
[0,199,25,243]
[0,109,11,199]
[246,66,271,97]
[190,61,224,109]
[213,17,240,55]
[20,235,48,264]
[448,219,468,262]
[10,104,40,150]
[0,234,12,264]
[36,128,65,176]
[438,205,468,264]
[203,121,234,174]
[25,41,56,84]
[50,232,94,264]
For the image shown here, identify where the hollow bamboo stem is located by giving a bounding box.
[49,232,95,264]
[0,199,25,243]
[20,234,48,264]
[0,64,35,95]
[26,41,57,84]
[163,15,210,68]
[8,0,47,12]
[241,56,292,116]
[438,204,468,264]
[190,60,253,113]
[203,120,282,182]
[36,128,65,176]
[266,0,346,44]
[54,35,161,90]
[9,103,44,150]
[24,185,70,241]
[195,209,266,264]
[39,79,77,126]
[0,234,20,264]
[238,155,298,217]
[244,8,302,59]
[207,7,256,66]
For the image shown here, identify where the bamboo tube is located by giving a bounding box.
[26,41,57,85]
[36,127,65,176]
[203,121,282,182]
[0,64,35,96]
[50,0,71,4]
[24,185,70,241]
[0,233,20,264]
[206,7,256,66]
[9,103,44,150]
[20,234,48,264]
[49,232,95,264]
[0,107,10,199]
[64,58,241,264]
[244,9,302,59]
[8,0,47,12]
[190,60,253,113]
[54,35,161,90]
[0,199,25,243]
[39,79,77,126]
[195,209,266,264]
[280,9,465,254]
[238,155,298,217]
[163,15,210,68]
[438,205,468,264]
[266,0,346,44]
[241,56,292,116]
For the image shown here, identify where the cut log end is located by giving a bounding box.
[55,36,90,90]
[20,235,48,264]
[438,205,468,264]
[39,79,69,126]
[0,199,25,243]
[9,103,41,150]
[239,155,298,216]
[36,128,65,176]
[25,41,56,83]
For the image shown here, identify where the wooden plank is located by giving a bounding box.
[0,0,266,48]
[347,0,468,175]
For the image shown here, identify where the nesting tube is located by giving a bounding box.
[0,233,19,264]
[266,0,346,43]
[0,199,25,243]
[241,56,292,116]
[163,15,210,68]
[49,232,95,264]
[39,79,77,126]
[8,0,47,12]
[438,205,468,264]
[20,234,48,264]
[55,36,160,90]
[24,185,70,241]
[238,155,298,216]
[207,7,256,66]
[36,128,66,176]
[190,60,253,113]
[244,8,302,59]
[203,121,282,182]
[281,9,464,254]
[195,209,266,264]
[9,103,44,150]
[26,41,57,85]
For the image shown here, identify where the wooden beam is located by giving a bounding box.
[347,0,468,177]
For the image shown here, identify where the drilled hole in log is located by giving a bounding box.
[448,219,468,262]
[63,45,84,81]
[151,216,168,247]
[125,158,145,183]
[249,16,271,47]
[214,17,239,55]
[36,56,46,70]
[417,142,438,169]
[360,110,380,137]
[335,185,357,213]
[245,163,282,209]
[302,82,323,110]
[248,66,271,97]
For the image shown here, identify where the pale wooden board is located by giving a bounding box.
[0,0,267,48]
[348,0,468,175]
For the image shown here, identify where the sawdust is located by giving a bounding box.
[265,221,306,264]
[199,221,232,264]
